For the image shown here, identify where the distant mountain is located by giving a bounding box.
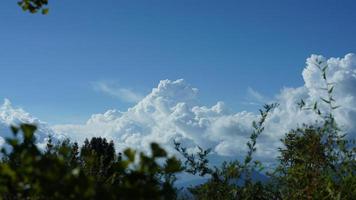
[175,175,208,188]
[176,170,269,189]
[175,171,270,199]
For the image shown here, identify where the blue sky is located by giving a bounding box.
[1,0,356,124]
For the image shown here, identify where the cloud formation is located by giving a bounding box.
[0,99,65,148]
[93,81,144,103]
[1,54,355,164]
[246,87,270,105]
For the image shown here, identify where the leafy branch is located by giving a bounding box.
[18,0,49,14]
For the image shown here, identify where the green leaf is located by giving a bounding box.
[124,148,136,162]
[165,157,182,173]
[0,165,16,180]
[42,8,49,15]
[313,102,318,110]
[328,86,334,94]
[320,97,330,104]
[20,124,37,140]
[151,143,167,158]
[10,125,19,136]
[332,105,341,110]
[6,138,19,147]
[322,65,328,72]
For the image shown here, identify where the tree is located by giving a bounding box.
[80,137,116,183]
[174,58,356,200]
[17,0,49,14]
[0,124,95,199]
[272,58,356,200]
[175,104,278,200]
[0,124,183,200]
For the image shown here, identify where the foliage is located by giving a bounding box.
[0,124,182,200]
[17,0,49,14]
[174,58,355,200]
[272,58,356,200]
[0,124,93,199]
[175,104,278,200]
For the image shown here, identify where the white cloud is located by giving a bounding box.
[246,87,270,105]
[1,54,355,164]
[0,99,66,148]
[93,81,144,103]
[53,54,356,162]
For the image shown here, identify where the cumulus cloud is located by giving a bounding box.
[1,54,355,164]
[53,54,356,162]
[0,99,66,149]
[93,81,144,103]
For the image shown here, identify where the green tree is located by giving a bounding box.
[0,124,183,200]
[17,0,49,14]
[175,104,278,200]
[0,124,95,200]
[80,138,116,184]
[272,58,356,200]
[175,58,356,200]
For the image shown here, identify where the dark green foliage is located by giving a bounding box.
[18,0,49,14]
[80,137,116,183]
[0,124,94,199]
[272,125,356,200]
[0,125,183,199]
[271,59,356,200]
[174,142,212,176]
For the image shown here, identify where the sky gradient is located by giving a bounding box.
[1,0,356,124]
